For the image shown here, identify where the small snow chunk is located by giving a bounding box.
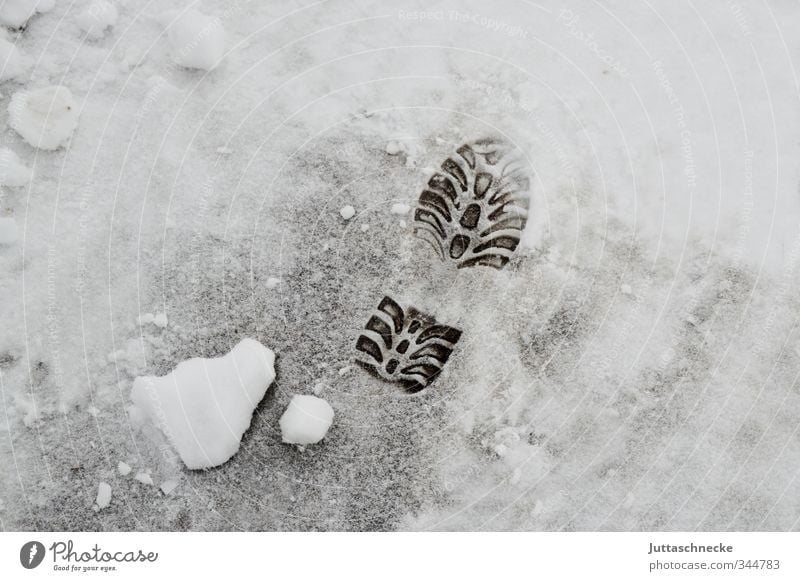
[0,0,53,28]
[0,217,19,245]
[95,482,112,509]
[338,366,351,376]
[134,472,153,486]
[360,224,369,232]
[312,381,326,396]
[137,313,154,325]
[390,203,410,215]
[399,220,407,228]
[117,461,131,476]
[160,479,179,495]
[0,35,24,82]
[216,146,233,154]
[159,9,226,71]
[265,276,281,289]
[385,140,402,155]
[87,405,99,417]
[130,338,276,469]
[153,313,168,328]
[0,148,31,186]
[620,284,632,295]
[279,395,334,445]
[8,86,79,150]
[339,205,355,220]
[77,1,118,40]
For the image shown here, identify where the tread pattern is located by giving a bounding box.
[413,138,530,269]
[355,296,461,393]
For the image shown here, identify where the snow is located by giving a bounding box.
[0,0,53,29]
[0,33,24,82]
[279,395,334,446]
[0,217,18,245]
[0,148,31,186]
[117,461,131,476]
[158,9,226,71]
[160,479,178,495]
[8,86,78,150]
[265,276,280,289]
[130,338,276,469]
[339,205,355,220]
[77,1,118,40]
[152,313,167,328]
[390,203,409,215]
[134,472,153,486]
[95,482,111,510]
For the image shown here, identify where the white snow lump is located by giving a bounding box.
[131,338,276,469]
[279,395,334,445]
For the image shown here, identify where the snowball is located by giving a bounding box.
[0,0,53,29]
[77,1,118,40]
[0,217,18,245]
[279,395,334,446]
[159,9,226,71]
[134,472,153,485]
[95,482,112,509]
[152,312,167,328]
[360,224,369,232]
[130,338,276,469]
[8,86,79,150]
[117,461,131,476]
[265,276,280,289]
[620,284,632,295]
[0,35,24,82]
[339,205,355,220]
[390,202,410,215]
[0,148,31,186]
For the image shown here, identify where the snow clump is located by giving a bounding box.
[158,9,226,71]
[8,86,79,150]
[130,338,276,469]
[77,1,118,40]
[279,395,334,446]
[0,148,31,186]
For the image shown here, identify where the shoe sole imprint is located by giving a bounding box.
[413,138,530,269]
[355,296,462,393]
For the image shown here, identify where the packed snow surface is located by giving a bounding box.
[8,85,78,150]
[0,0,53,29]
[159,9,225,71]
[279,395,334,446]
[0,147,32,186]
[0,217,18,245]
[77,1,118,40]
[131,338,276,469]
[0,33,24,82]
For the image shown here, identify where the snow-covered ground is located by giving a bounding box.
[2,0,800,531]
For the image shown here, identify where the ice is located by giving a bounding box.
[279,395,334,446]
[0,148,32,186]
[8,86,78,150]
[95,482,111,510]
[158,9,226,71]
[130,338,276,469]
[0,0,53,28]
[0,34,24,82]
[339,205,355,220]
[0,217,18,245]
[117,461,131,476]
[390,203,410,215]
[77,1,118,40]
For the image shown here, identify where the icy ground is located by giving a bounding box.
[3,0,800,531]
